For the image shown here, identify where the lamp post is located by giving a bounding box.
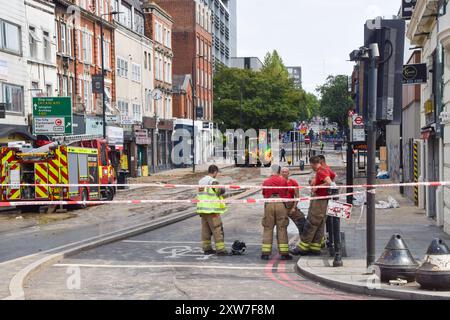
[191,55,205,173]
[100,11,122,139]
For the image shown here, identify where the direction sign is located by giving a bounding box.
[32,97,72,135]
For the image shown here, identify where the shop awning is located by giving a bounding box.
[0,125,36,142]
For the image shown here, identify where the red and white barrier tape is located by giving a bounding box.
[1,181,448,190]
[0,191,369,208]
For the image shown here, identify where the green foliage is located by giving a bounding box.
[214,50,318,132]
[317,75,352,130]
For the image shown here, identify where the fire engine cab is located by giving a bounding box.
[0,135,116,206]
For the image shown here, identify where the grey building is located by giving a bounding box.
[202,0,237,67]
[230,57,263,71]
[287,66,302,89]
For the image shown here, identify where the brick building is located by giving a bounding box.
[153,0,214,166]
[54,0,115,134]
[152,0,213,123]
[142,1,174,172]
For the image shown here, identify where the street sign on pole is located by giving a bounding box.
[32,97,73,135]
[352,114,366,142]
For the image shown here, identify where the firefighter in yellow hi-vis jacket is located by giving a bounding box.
[197,165,228,256]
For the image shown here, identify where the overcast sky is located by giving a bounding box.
[237,0,404,94]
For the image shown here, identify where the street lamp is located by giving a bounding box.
[100,11,122,139]
[191,54,206,173]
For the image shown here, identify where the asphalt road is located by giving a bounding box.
[24,175,374,300]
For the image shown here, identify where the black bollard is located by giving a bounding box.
[416,238,450,291]
[374,234,419,282]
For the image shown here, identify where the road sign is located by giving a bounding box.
[352,114,365,142]
[32,97,72,135]
[353,116,363,126]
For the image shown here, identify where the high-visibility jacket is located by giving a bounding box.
[197,177,227,215]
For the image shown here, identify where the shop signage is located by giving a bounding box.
[401,0,417,20]
[135,129,151,145]
[107,126,124,145]
[92,74,103,94]
[424,99,434,115]
[403,63,427,84]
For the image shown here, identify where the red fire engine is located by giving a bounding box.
[0,135,116,207]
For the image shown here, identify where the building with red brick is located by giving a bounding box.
[54,0,115,135]
[142,1,174,172]
[152,0,213,123]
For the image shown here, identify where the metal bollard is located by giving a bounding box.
[416,238,450,290]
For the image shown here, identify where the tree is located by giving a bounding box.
[214,52,308,132]
[305,93,320,120]
[317,75,352,130]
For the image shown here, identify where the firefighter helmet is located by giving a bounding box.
[231,240,247,255]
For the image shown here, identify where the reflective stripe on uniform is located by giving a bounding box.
[310,243,322,252]
[278,244,289,253]
[298,241,310,251]
[216,242,225,251]
[197,179,227,215]
[262,244,272,253]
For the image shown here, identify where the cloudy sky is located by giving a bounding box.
[237,0,404,94]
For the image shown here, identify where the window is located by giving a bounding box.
[0,19,21,54]
[144,51,147,69]
[46,84,52,97]
[196,37,199,55]
[120,3,132,29]
[66,27,72,56]
[167,62,171,83]
[117,57,128,78]
[83,79,91,112]
[43,31,51,61]
[154,53,159,80]
[62,76,68,96]
[60,23,66,54]
[131,63,141,82]
[82,31,92,63]
[148,52,152,71]
[118,100,129,116]
[166,30,171,48]
[103,41,110,69]
[29,26,39,58]
[133,103,141,121]
[2,83,24,113]
[134,12,144,35]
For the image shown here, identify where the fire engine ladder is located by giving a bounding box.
[52,134,104,145]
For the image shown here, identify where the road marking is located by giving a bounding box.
[122,240,263,246]
[157,246,213,261]
[54,263,270,271]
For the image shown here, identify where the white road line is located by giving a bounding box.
[122,240,263,246]
[54,263,270,271]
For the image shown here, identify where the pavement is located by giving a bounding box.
[22,171,374,300]
[295,178,450,300]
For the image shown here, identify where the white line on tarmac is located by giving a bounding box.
[54,263,270,271]
[122,240,263,246]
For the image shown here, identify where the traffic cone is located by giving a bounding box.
[416,238,450,291]
[375,234,419,283]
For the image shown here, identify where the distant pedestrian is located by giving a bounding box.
[197,165,228,256]
[280,147,286,162]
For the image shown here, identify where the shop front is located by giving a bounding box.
[143,117,173,173]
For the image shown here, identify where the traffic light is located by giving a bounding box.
[364,18,405,124]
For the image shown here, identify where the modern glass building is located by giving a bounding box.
[201,0,237,67]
